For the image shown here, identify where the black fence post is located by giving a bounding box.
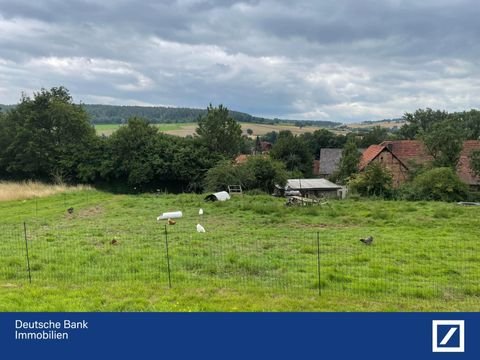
[316,232,321,296]
[23,222,32,284]
[164,225,172,288]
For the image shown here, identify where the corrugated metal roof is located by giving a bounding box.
[286,178,341,190]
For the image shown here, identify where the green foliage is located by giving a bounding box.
[0,87,96,182]
[359,126,389,147]
[333,138,360,184]
[421,118,465,168]
[270,131,313,176]
[261,131,278,144]
[349,162,393,197]
[196,104,243,157]
[204,157,287,193]
[299,128,347,158]
[399,108,449,139]
[401,167,469,202]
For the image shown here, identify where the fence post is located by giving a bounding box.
[164,225,172,288]
[316,232,321,296]
[23,222,32,284]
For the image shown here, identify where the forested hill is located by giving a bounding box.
[0,103,341,128]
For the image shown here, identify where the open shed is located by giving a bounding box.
[278,179,342,198]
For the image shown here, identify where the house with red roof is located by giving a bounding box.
[359,140,480,188]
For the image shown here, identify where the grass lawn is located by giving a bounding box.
[1,187,479,311]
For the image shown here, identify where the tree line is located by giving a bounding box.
[1,87,479,197]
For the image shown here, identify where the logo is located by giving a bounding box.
[432,320,464,353]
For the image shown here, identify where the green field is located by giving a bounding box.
[1,189,479,311]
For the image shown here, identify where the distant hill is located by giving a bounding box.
[0,103,341,128]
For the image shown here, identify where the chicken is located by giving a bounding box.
[196,224,206,233]
[360,236,373,245]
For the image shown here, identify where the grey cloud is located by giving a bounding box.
[1,0,480,121]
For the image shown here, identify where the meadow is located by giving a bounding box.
[0,184,479,312]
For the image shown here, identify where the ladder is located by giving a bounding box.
[228,185,243,195]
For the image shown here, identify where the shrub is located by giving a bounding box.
[401,167,468,202]
[348,162,393,198]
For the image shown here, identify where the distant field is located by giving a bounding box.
[347,120,406,129]
[94,122,343,137]
[1,186,479,312]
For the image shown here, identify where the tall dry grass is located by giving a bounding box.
[0,181,91,202]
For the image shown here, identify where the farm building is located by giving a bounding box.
[313,148,365,177]
[277,178,342,198]
[359,140,480,188]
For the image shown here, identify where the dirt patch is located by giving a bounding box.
[77,205,105,219]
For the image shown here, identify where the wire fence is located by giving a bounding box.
[1,221,479,303]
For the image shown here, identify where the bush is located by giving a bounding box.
[400,167,468,202]
[204,156,288,193]
[348,162,393,198]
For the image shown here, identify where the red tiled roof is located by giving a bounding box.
[379,140,432,165]
[359,144,386,170]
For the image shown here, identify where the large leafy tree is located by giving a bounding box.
[333,137,361,184]
[102,117,166,188]
[0,87,96,182]
[422,118,465,168]
[195,104,243,157]
[270,130,313,176]
[399,108,449,140]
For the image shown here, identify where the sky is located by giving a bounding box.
[1,0,480,122]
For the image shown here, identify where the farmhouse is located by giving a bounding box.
[277,178,342,198]
[359,140,480,188]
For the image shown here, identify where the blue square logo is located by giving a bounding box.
[432,320,464,353]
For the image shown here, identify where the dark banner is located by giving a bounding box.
[1,312,479,359]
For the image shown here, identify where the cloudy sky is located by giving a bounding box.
[1,0,480,122]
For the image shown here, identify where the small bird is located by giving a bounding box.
[110,239,118,245]
[199,208,204,215]
[168,218,176,225]
[360,236,373,245]
[196,224,206,233]
[67,207,74,214]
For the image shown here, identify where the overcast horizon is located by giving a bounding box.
[1,0,480,123]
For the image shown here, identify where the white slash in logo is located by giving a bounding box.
[432,320,465,352]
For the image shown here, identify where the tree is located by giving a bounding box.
[349,162,393,197]
[333,138,360,184]
[399,108,449,140]
[0,87,96,182]
[422,118,465,168]
[270,131,313,176]
[246,128,253,136]
[103,117,164,188]
[195,104,242,157]
[261,131,278,144]
[204,157,287,193]
[402,167,468,202]
[359,126,388,147]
